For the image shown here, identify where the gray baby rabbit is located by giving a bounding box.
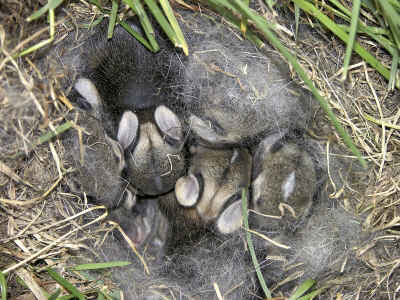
[65,78,127,209]
[73,77,186,196]
[107,194,169,251]
[96,193,258,300]
[77,17,181,113]
[180,11,313,147]
[76,11,313,149]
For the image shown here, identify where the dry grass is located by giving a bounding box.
[0,0,399,299]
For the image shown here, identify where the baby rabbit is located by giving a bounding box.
[73,14,187,196]
[96,194,258,299]
[247,136,371,292]
[116,105,186,195]
[77,11,314,149]
[73,77,186,196]
[173,144,252,234]
[107,194,169,252]
[77,17,182,113]
[179,11,313,147]
[251,133,317,231]
[65,78,127,209]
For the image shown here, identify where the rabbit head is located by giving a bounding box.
[174,144,252,234]
[117,105,186,196]
[251,134,317,231]
[181,13,313,147]
[67,79,127,209]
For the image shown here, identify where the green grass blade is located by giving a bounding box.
[9,120,73,159]
[264,0,276,10]
[47,268,85,300]
[123,0,159,52]
[82,16,105,30]
[48,288,62,300]
[230,0,367,168]
[241,189,272,299]
[294,3,300,40]
[37,121,73,146]
[388,0,400,9]
[379,0,400,50]
[143,0,178,46]
[288,279,315,300]
[341,0,361,81]
[58,295,80,300]
[337,24,396,56]
[119,20,154,52]
[70,261,131,271]
[297,288,325,300]
[293,0,399,90]
[108,0,119,39]
[89,0,102,8]
[327,0,352,16]
[312,1,396,55]
[18,8,55,57]
[0,272,7,300]
[239,0,249,35]
[26,0,63,21]
[207,0,237,12]
[314,1,352,21]
[17,37,53,57]
[389,49,399,90]
[159,0,189,55]
[97,291,105,300]
[204,0,265,48]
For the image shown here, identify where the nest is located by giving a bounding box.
[0,1,399,299]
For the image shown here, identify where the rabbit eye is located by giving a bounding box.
[203,117,225,136]
[162,134,182,147]
[254,197,262,208]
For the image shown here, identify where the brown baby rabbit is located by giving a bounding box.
[251,133,317,231]
[174,144,252,234]
[117,105,186,195]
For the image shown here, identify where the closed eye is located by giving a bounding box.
[206,118,225,136]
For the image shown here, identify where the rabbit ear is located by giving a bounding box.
[281,171,296,201]
[122,188,137,210]
[117,111,139,150]
[74,78,102,115]
[252,132,286,179]
[216,199,243,234]
[175,174,200,207]
[105,134,125,173]
[189,114,221,144]
[154,105,183,142]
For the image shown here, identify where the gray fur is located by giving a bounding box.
[77,18,182,112]
[180,13,313,147]
[65,86,127,209]
[95,194,258,299]
[253,193,370,292]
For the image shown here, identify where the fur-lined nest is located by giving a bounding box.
[0,0,399,299]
